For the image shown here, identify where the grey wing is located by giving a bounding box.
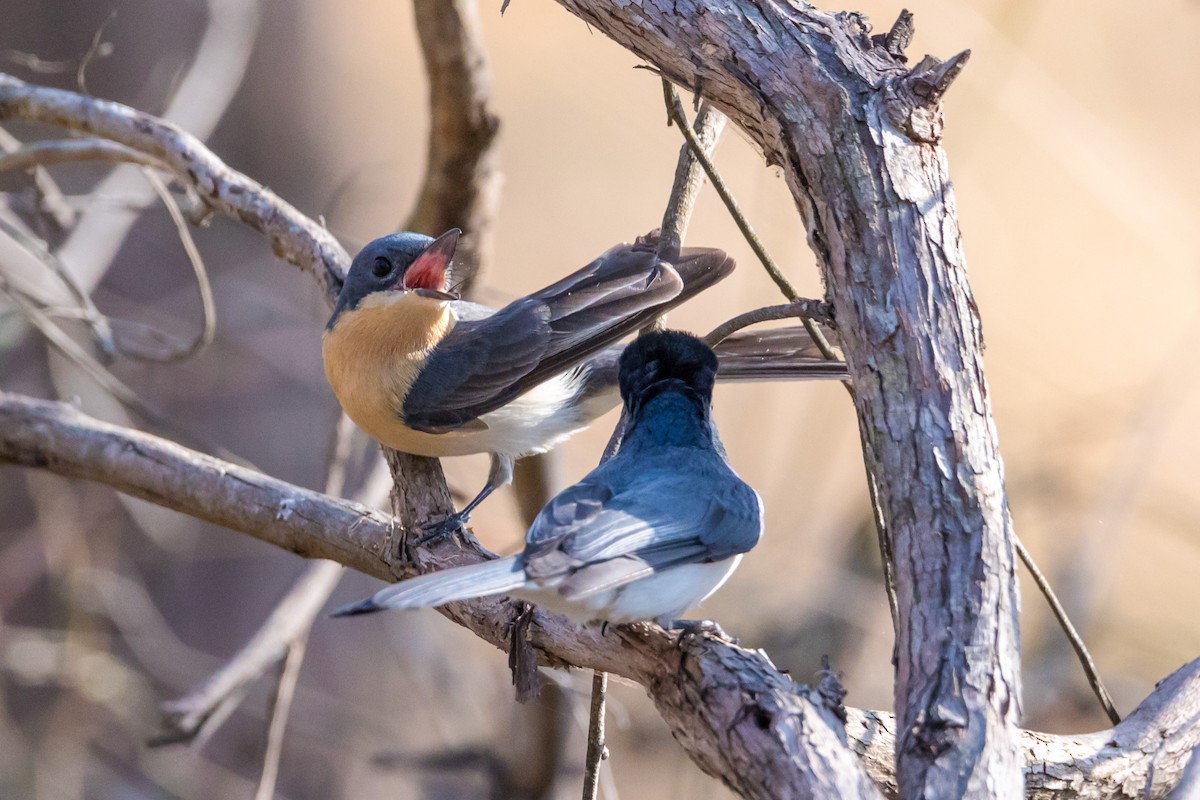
[401,244,686,434]
[522,469,763,600]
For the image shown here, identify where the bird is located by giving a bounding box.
[322,228,844,533]
[333,330,763,628]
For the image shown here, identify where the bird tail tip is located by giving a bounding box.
[329,598,382,618]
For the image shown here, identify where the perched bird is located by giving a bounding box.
[322,228,843,531]
[333,331,763,627]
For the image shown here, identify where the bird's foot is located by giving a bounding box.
[415,511,470,546]
[671,618,737,644]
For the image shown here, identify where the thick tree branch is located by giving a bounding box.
[0,390,878,799]
[0,72,349,301]
[3,391,1199,798]
[549,3,1020,795]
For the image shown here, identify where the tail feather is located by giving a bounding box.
[331,556,526,617]
[714,326,849,382]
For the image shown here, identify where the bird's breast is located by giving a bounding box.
[322,292,457,454]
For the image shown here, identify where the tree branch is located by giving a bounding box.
[0,72,349,300]
[5,390,1200,798]
[549,3,1020,795]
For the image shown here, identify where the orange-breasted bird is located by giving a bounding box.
[322,228,845,532]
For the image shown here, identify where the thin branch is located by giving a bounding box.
[1014,535,1121,725]
[254,637,306,800]
[0,73,349,300]
[0,212,113,351]
[656,99,727,265]
[703,301,832,348]
[141,168,216,361]
[154,559,345,745]
[582,671,608,800]
[155,414,366,745]
[0,125,75,227]
[0,138,169,173]
[600,93,726,461]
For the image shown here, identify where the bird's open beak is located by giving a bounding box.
[404,228,460,291]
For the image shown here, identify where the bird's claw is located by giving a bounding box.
[415,512,469,546]
[671,619,736,644]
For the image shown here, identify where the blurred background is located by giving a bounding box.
[2,0,1199,797]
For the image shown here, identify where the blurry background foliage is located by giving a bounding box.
[1,1,1199,798]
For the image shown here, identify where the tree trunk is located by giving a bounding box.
[550,3,1022,796]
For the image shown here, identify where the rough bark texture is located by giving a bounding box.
[4,392,1200,798]
[549,3,1021,796]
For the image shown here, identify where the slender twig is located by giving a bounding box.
[142,168,217,361]
[0,125,75,227]
[703,301,829,348]
[661,80,839,363]
[655,98,726,266]
[599,92,725,462]
[254,637,307,800]
[1014,535,1121,724]
[0,213,113,351]
[0,138,169,173]
[582,670,608,800]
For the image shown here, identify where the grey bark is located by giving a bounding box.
[548,3,1020,796]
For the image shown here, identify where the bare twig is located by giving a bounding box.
[1013,535,1121,725]
[141,168,216,361]
[254,637,307,800]
[703,301,833,348]
[0,125,75,227]
[599,92,726,461]
[661,80,838,362]
[655,99,727,265]
[153,559,345,746]
[0,212,113,351]
[582,671,608,800]
[0,138,169,173]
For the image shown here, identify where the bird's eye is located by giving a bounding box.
[372,257,391,278]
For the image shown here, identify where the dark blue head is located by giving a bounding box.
[328,229,459,329]
[618,330,718,416]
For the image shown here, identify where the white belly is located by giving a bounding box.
[513,556,743,627]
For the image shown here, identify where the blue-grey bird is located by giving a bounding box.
[322,228,842,532]
[332,330,763,627]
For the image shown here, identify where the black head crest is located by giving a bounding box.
[618,330,718,411]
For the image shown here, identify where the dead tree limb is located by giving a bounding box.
[3,391,1199,798]
[549,3,1020,796]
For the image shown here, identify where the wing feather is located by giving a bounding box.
[402,244,732,433]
